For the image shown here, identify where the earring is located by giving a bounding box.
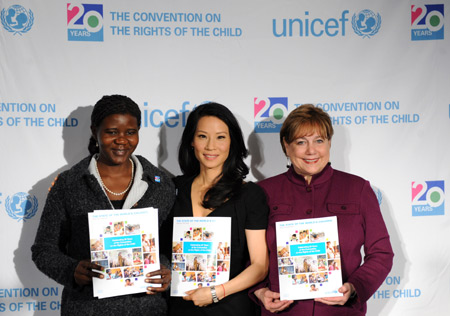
[286,157,291,168]
[96,142,99,147]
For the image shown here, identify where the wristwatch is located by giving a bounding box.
[210,285,219,303]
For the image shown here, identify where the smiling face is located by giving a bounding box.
[191,116,231,174]
[92,113,139,166]
[284,130,331,184]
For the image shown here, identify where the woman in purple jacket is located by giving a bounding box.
[252,104,393,315]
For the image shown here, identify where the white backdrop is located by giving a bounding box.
[1,0,449,315]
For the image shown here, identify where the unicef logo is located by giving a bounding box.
[5,192,38,222]
[352,9,381,38]
[1,5,34,35]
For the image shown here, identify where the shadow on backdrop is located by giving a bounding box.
[367,186,406,316]
[156,122,184,178]
[14,105,93,316]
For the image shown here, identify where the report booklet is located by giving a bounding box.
[88,207,160,299]
[170,217,231,297]
[275,216,343,300]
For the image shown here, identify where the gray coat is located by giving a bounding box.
[32,155,175,316]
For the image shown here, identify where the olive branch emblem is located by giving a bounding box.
[5,194,39,222]
[1,8,34,35]
[352,12,382,39]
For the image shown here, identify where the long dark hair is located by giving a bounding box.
[178,102,249,209]
[88,95,141,155]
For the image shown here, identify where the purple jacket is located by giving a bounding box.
[253,164,393,316]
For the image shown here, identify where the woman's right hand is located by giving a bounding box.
[144,265,171,294]
[254,287,293,313]
[74,259,104,286]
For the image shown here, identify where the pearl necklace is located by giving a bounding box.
[95,158,134,196]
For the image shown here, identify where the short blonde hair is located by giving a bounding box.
[280,104,333,155]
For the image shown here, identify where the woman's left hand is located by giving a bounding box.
[314,282,355,306]
[144,264,171,294]
[183,287,213,307]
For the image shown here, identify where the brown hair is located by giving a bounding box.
[280,104,333,155]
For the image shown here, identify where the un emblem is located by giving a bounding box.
[5,192,38,222]
[352,9,381,38]
[1,5,34,35]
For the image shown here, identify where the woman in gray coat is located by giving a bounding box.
[32,95,175,316]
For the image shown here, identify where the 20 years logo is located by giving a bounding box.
[67,3,103,42]
[411,181,445,216]
[254,97,291,133]
[411,4,444,41]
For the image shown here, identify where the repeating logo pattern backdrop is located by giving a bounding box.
[0,1,449,315]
